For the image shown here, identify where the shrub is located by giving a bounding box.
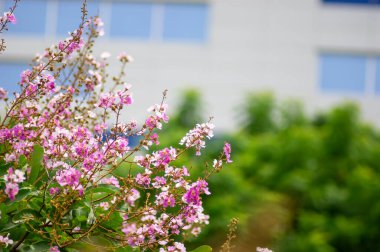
[0,2,231,251]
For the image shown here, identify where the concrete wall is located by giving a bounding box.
[1,0,380,131]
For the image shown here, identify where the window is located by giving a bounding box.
[2,0,47,35]
[0,62,28,95]
[322,0,380,5]
[109,1,209,42]
[319,54,366,93]
[0,0,210,43]
[57,0,100,36]
[374,59,380,94]
[163,3,208,41]
[110,2,152,39]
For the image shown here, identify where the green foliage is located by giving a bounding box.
[172,89,204,128]
[240,92,276,134]
[190,245,213,252]
[161,89,380,251]
[29,145,44,184]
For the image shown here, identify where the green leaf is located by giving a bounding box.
[101,212,123,231]
[72,204,91,224]
[0,223,26,240]
[85,184,118,195]
[18,155,27,168]
[29,197,44,212]
[0,203,9,225]
[14,186,39,201]
[0,161,12,177]
[115,247,140,252]
[29,145,44,184]
[85,185,117,202]
[19,242,50,252]
[0,222,18,233]
[67,236,113,252]
[190,245,213,252]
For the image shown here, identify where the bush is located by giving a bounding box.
[0,3,231,252]
[161,91,380,252]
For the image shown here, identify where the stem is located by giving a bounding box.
[10,231,29,252]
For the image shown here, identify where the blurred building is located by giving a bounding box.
[1,0,380,130]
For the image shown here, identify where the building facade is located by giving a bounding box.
[1,0,380,130]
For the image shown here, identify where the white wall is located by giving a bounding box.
[2,0,380,131]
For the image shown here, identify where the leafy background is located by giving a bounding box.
[158,89,380,252]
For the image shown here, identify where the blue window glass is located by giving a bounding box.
[374,58,380,94]
[57,0,100,36]
[110,2,152,39]
[163,3,208,42]
[319,54,366,93]
[0,62,29,95]
[323,0,380,5]
[2,0,47,35]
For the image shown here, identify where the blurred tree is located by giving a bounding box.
[157,89,380,252]
[240,92,276,134]
[172,89,204,128]
[278,99,307,130]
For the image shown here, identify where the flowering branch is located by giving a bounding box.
[0,1,232,251]
[0,0,20,54]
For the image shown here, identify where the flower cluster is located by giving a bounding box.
[0,6,232,252]
[3,168,25,200]
[0,11,16,24]
[0,234,13,248]
[179,122,215,155]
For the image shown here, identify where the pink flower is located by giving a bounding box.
[126,188,140,206]
[145,116,161,130]
[0,87,7,100]
[25,83,37,96]
[156,191,175,208]
[98,93,116,108]
[117,89,133,105]
[55,167,82,190]
[20,69,32,85]
[223,142,232,163]
[150,133,159,145]
[0,234,13,247]
[94,123,107,134]
[4,12,16,24]
[93,17,104,36]
[5,182,19,201]
[101,176,120,188]
[167,242,186,252]
[182,180,210,206]
[152,176,166,188]
[4,168,25,200]
[49,187,59,195]
[49,246,60,252]
[152,147,176,167]
[179,122,215,155]
[99,202,110,211]
[135,173,151,186]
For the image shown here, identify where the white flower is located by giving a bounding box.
[87,111,96,118]
[0,234,14,247]
[257,247,273,252]
[100,51,111,59]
